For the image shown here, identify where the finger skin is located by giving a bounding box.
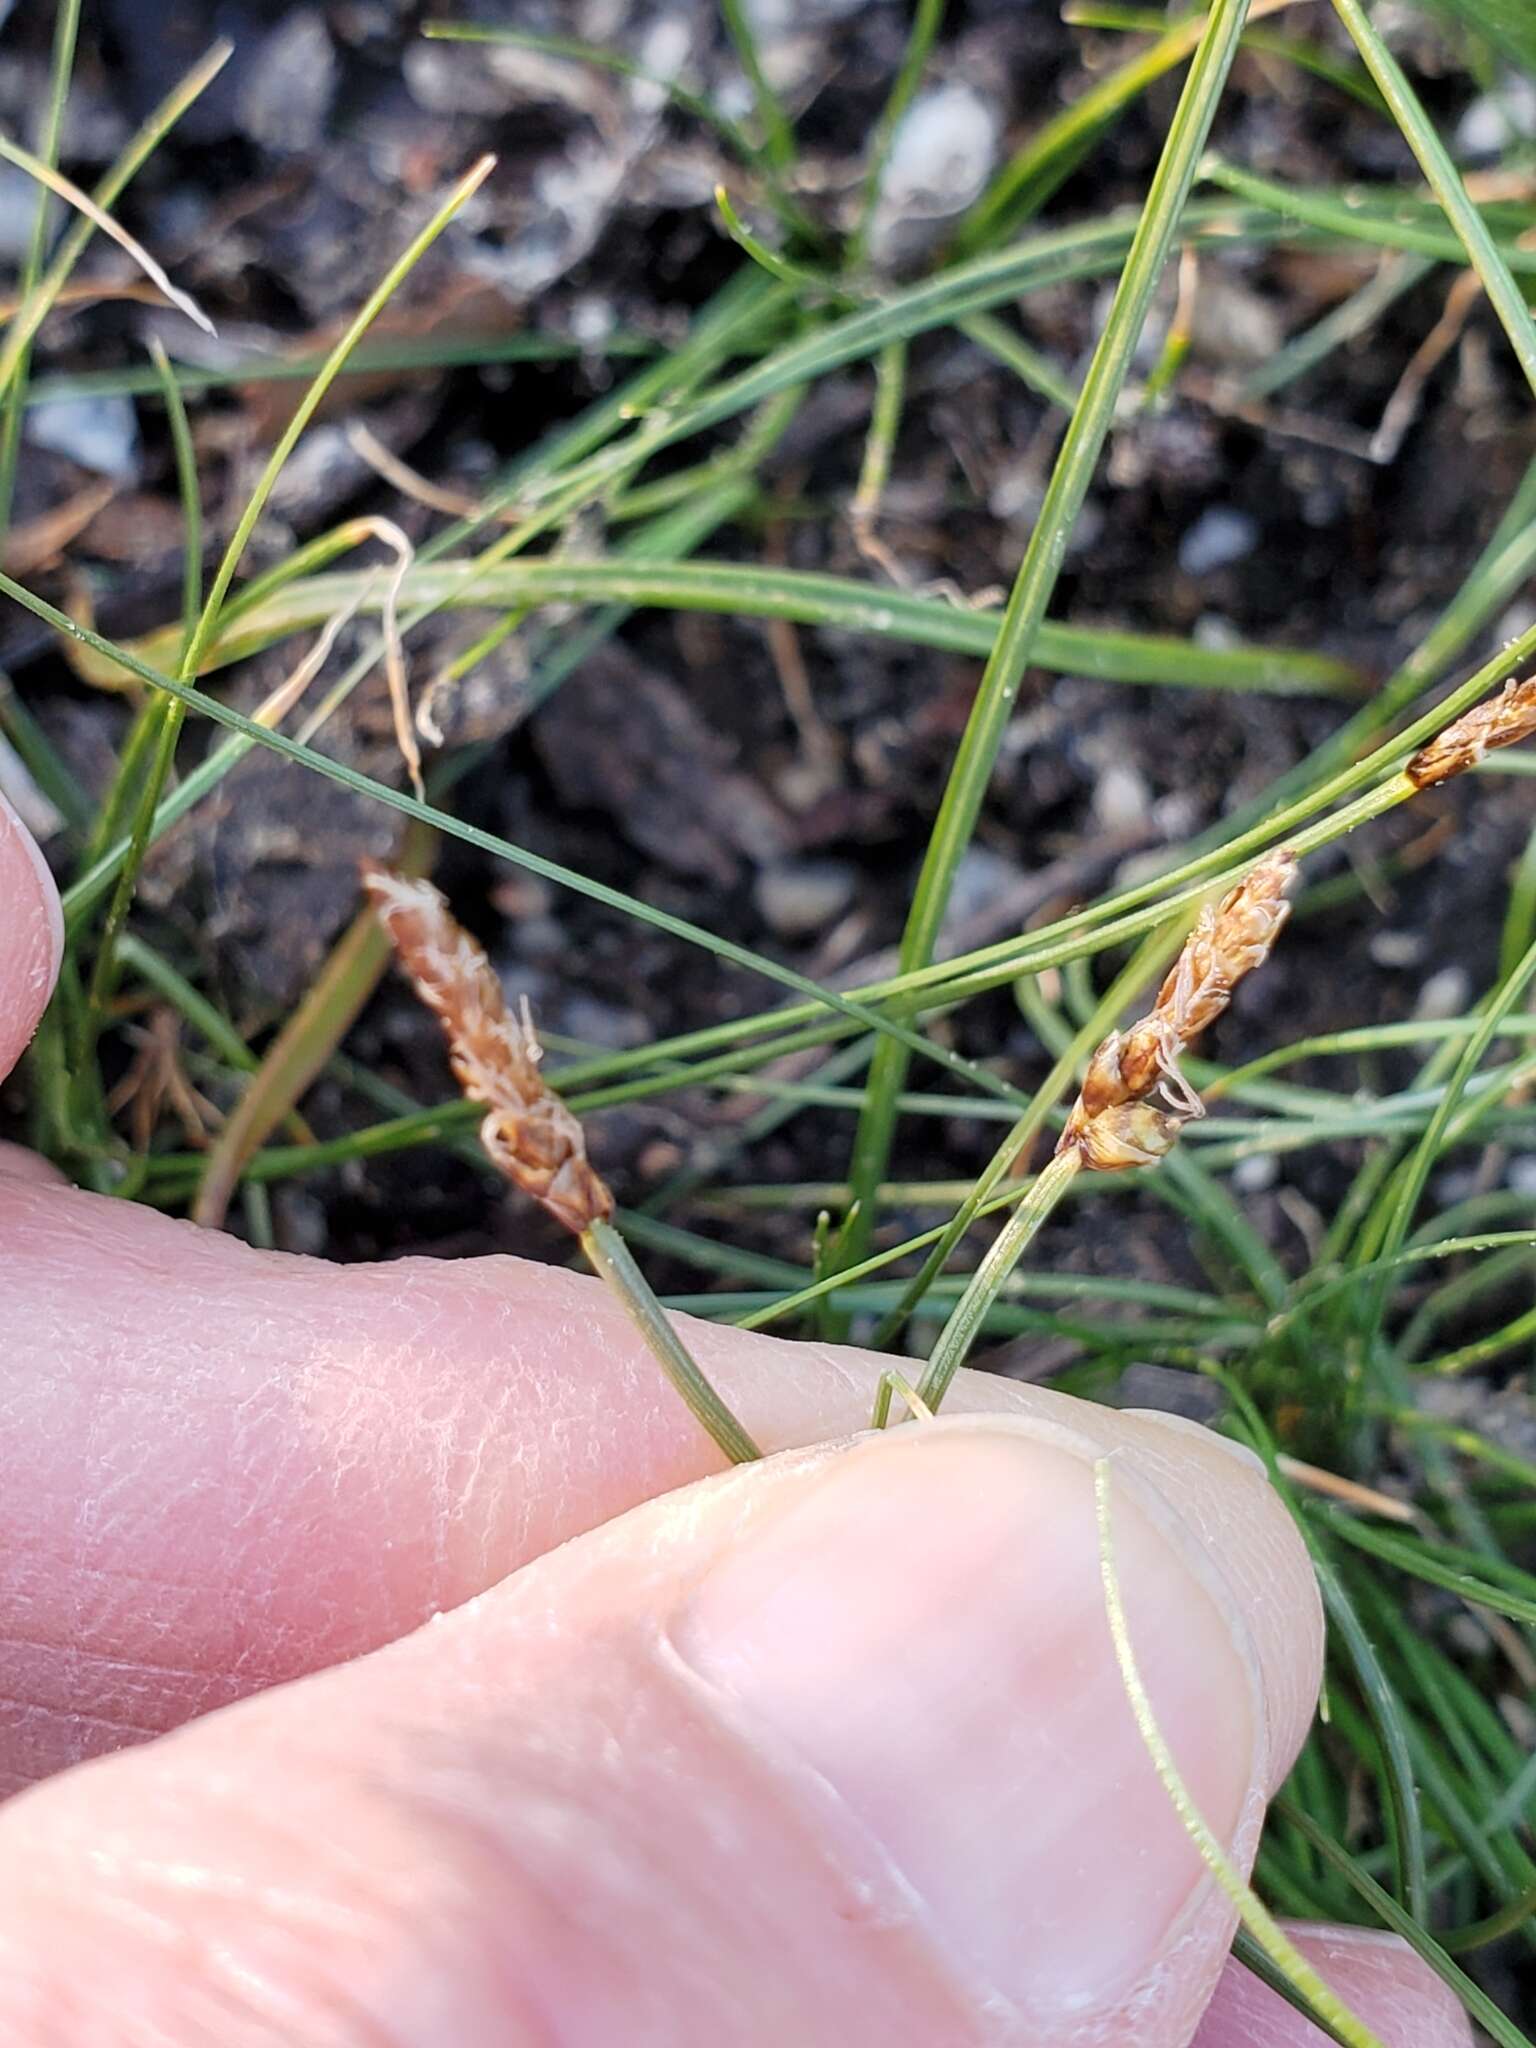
[1195,1926,1473,2048]
[0,789,61,1084]
[0,1415,1319,2048]
[0,1175,1321,1794]
[0,1138,66,1185]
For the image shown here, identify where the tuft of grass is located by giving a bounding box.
[3,2,1535,2037]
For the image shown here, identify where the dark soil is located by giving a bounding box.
[5,0,1535,1346]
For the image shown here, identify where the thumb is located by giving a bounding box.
[0,1410,1320,2046]
[0,788,61,1085]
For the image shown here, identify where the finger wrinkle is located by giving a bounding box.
[0,1630,219,1685]
[0,1693,172,1745]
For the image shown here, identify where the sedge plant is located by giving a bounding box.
[4,0,1536,2034]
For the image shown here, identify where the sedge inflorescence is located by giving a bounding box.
[1057,848,1298,1173]
[1406,671,1536,790]
[362,862,614,1234]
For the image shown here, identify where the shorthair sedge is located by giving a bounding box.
[363,665,1531,1455]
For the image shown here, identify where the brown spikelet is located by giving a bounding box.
[1406,673,1536,790]
[1057,848,1298,1172]
[362,862,613,1235]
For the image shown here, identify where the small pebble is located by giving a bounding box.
[274,1188,329,1257]
[516,917,567,962]
[1232,1152,1279,1194]
[1456,75,1536,162]
[1178,505,1259,576]
[1092,760,1151,835]
[744,0,866,32]
[1193,613,1242,650]
[491,872,555,922]
[25,394,139,480]
[568,295,616,346]
[1370,929,1427,970]
[560,996,649,1051]
[0,162,51,263]
[1115,845,1179,893]
[941,844,1018,935]
[755,858,858,939]
[1432,1167,1478,1208]
[1188,274,1284,368]
[1413,965,1471,1023]
[238,11,337,155]
[868,82,1001,267]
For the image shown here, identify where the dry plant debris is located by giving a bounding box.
[362,862,613,1234]
[1057,848,1299,1172]
[1405,671,1536,790]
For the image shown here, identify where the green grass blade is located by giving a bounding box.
[0,41,233,403]
[1200,157,1536,272]
[127,556,1362,698]
[1354,933,1536,1346]
[1277,1803,1535,2048]
[718,0,797,172]
[917,1151,1082,1410]
[25,331,657,406]
[1302,1531,1430,1919]
[149,338,203,654]
[5,577,1030,1109]
[182,153,494,683]
[848,0,946,265]
[1323,1512,1536,1626]
[960,310,1080,413]
[1329,0,1536,398]
[958,0,1282,251]
[0,0,81,537]
[838,0,1253,1269]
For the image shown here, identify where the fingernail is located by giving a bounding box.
[677,1418,1262,2019]
[0,786,63,988]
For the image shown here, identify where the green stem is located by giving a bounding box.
[850,339,907,531]
[1328,0,1536,401]
[1276,1803,1529,2048]
[180,154,495,686]
[918,1148,1083,1411]
[838,0,1254,1269]
[0,0,81,537]
[0,41,232,403]
[580,1217,762,1464]
[718,0,797,172]
[1097,1465,1389,2048]
[847,0,946,267]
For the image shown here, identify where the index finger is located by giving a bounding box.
[0,789,61,1085]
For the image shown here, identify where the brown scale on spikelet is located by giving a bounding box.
[1057,847,1298,1172]
[1406,672,1536,790]
[361,862,613,1234]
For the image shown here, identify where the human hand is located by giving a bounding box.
[0,794,1468,2046]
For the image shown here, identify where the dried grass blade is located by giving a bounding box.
[0,133,214,338]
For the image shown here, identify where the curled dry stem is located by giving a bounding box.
[0,131,214,340]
